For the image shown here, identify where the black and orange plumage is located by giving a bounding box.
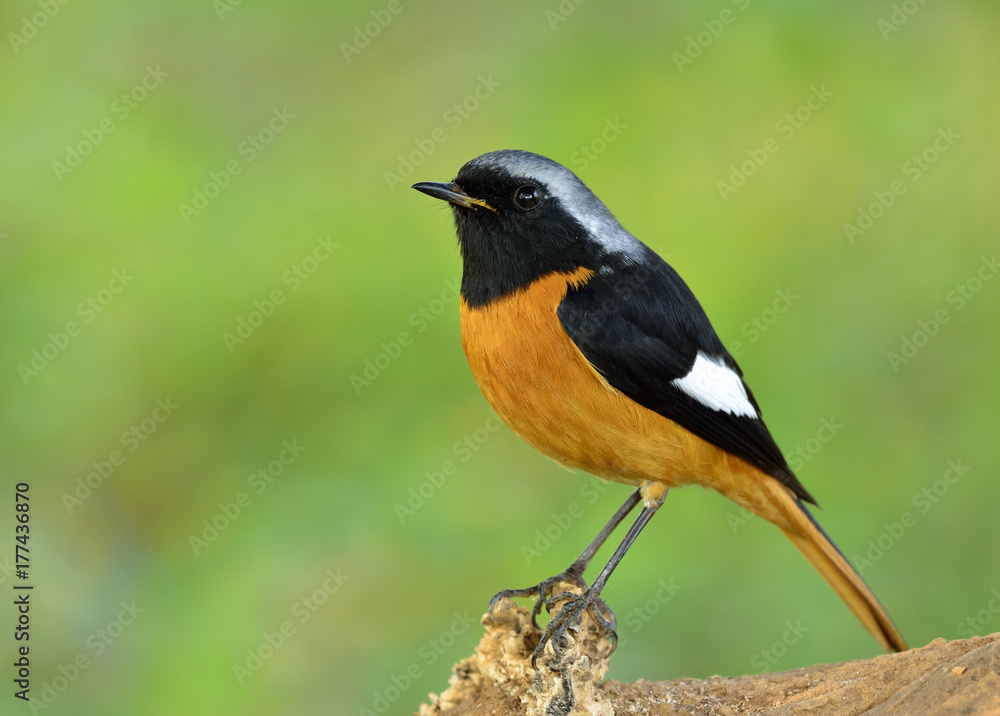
[413,150,906,663]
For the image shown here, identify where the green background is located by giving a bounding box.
[2,1,998,714]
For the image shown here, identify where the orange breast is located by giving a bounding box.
[460,269,769,507]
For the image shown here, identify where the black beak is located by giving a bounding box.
[412,182,496,212]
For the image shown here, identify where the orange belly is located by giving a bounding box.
[460,269,773,512]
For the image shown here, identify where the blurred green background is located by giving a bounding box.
[2,1,998,714]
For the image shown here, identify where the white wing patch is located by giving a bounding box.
[671,352,758,418]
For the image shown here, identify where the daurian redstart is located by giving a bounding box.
[413,150,905,663]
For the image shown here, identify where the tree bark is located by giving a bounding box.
[417,585,1000,715]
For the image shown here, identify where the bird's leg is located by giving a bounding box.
[488,489,641,629]
[532,488,668,668]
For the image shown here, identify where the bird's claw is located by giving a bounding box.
[488,567,617,670]
[487,566,588,628]
[530,588,618,669]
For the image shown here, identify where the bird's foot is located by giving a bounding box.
[530,586,617,669]
[487,565,589,630]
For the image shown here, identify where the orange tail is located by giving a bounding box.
[754,477,907,653]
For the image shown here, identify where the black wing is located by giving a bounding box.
[558,250,815,504]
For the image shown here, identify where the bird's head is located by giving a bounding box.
[413,150,646,306]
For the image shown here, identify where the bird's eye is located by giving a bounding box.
[513,185,541,210]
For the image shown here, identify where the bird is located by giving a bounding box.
[412,149,906,664]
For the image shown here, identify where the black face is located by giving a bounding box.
[449,163,598,307]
